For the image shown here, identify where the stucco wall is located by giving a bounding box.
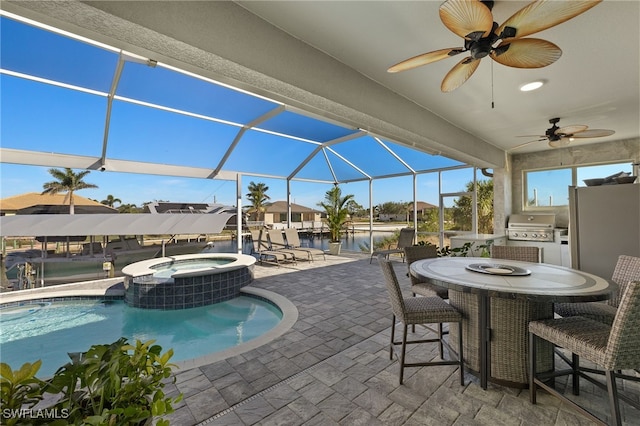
[508,138,640,228]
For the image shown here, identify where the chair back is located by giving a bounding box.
[604,281,640,370]
[379,259,407,320]
[249,229,264,251]
[284,228,302,248]
[404,245,437,285]
[609,255,640,307]
[491,245,540,263]
[267,230,287,249]
[397,228,415,249]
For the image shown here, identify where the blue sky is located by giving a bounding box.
[0,13,478,210]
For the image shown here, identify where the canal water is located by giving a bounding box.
[210,230,399,254]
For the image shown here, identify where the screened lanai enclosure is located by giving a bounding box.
[0,11,490,251]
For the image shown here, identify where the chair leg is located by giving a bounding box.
[572,353,580,396]
[389,314,396,360]
[438,323,444,359]
[399,323,409,385]
[529,331,537,404]
[606,370,622,426]
[458,322,464,386]
[411,293,416,333]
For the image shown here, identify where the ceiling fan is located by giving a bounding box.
[517,117,615,149]
[387,0,601,92]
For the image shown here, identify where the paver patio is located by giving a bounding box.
[161,254,640,425]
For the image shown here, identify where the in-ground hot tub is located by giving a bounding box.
[122,253,256,309]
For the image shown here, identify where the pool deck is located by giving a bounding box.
[4,254,640,425]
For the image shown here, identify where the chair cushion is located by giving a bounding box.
[529,316,610,366]
[554,302,617,325]
[402,296,461,325]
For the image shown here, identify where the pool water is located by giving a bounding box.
[0,296,282,377]
[150,258,234,280]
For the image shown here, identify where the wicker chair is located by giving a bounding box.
[491,245,540,263]
[370,227,415,263]
[529,281,640,426]
[379,259,464,385]
[554,255,640,325]
[404,245,447,299]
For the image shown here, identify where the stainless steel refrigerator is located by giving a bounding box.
[569,183,640,279]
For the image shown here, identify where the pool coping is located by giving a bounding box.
[121,253,256,278]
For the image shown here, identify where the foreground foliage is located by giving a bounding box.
[1,338,182,425]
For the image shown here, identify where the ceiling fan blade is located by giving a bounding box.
[491,38,561,68]
[548,137,571,148]
[571,129,615,138]
[517,135,546,139]
[557,124,588,135]
[496,0,601,40]
[441,57,481,92]
[388,48,464,73]
[509,138,547,152]
[439,0,494,41]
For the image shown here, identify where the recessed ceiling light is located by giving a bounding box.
[520,81,544,92]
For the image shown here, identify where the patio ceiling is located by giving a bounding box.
[0,13,467,186]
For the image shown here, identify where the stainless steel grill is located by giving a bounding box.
[507,214,556,242]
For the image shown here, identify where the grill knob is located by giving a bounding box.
[532,233,538,238]
[522,233,528,238]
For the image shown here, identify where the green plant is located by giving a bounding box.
[416,240,493,257]
[0,361,45,426]
[318,186,354,242]
[1,339,181,426]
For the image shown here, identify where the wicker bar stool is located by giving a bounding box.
[491,245,540,263]
[404,245,447,299]
[379,259,464,385]
[554,255,640,325]
[529,281,640,426]
[404,244,448,348]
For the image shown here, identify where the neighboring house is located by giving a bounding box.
[0,192,117,216]
[262,201,323,227]
[413,201,437,220]
[378,201,437,222]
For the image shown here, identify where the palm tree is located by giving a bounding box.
[41,168,98,214]
[101,194,122,208]
[118,203,141,213]
[246,181,270,222]
[318,186,354,242]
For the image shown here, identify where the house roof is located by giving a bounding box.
[264,201,322,214]
[0,192,116,213]
[416,201,437,210]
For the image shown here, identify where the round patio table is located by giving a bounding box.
[410,257,616,389]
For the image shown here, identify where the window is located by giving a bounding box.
[524,161,632,208]
[526,168,572,207]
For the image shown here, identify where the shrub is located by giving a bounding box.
[1,338,182,426]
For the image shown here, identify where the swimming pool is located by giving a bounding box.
[0,294,283,377]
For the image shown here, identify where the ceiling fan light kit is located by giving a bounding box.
[388,0,602,92]
[519,80,544,91]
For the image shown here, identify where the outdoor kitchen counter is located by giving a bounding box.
[410,257,615,389]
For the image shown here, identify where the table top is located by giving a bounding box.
[410,257,616,302]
